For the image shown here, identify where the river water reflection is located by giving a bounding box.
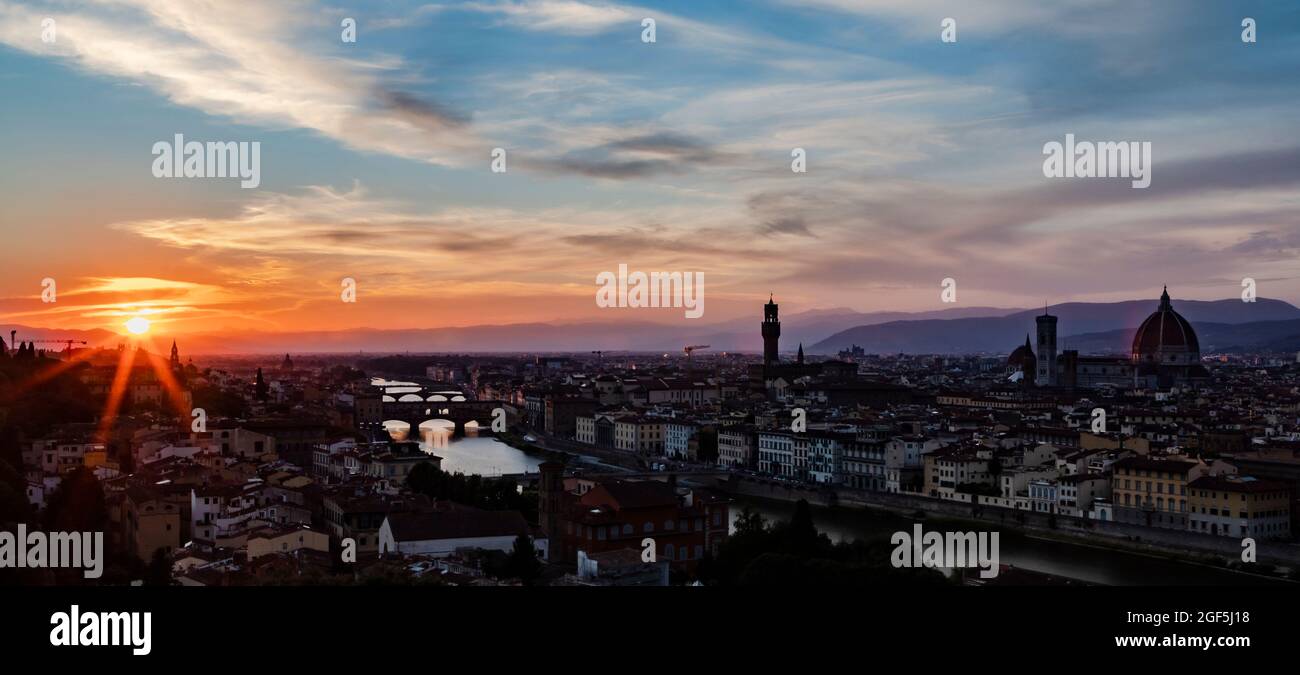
[383,423,544,477]
[728,496,1291,586]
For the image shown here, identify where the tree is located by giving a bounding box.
[254,368,269,401]
[505,534,541,585]
[406,461,538,524]
[733,506,767,537]
[145,548,172,586]
[43,467,107,534]
[696,429,719,464]
[114,443,135,474]
[192,383,248,418]
[785,499,820,556]
[0,425,22,473]
[0,461,31,526]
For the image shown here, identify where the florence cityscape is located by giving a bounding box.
[2,0,1298,659]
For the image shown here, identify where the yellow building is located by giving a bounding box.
[1188,476,1291,540]
[246,525,330,559]
[122,487,182,561]
[1112,456,1204,529]
[83,448,108,470]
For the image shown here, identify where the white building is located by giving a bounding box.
[885,435,942,493]
[378,509,546,560]
[756,431,795,476]
[664,421,700,460]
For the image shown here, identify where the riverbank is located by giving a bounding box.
[728,493,1294,586]
[487,432,1296,584]
[495,430,636,474]
[723,482,1299,586]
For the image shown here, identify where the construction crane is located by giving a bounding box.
[683,344,710,367]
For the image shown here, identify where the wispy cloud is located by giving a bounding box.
[3,0,1300,332]
[0,0,485,165]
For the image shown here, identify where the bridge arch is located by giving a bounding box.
[382,419,416,441]
[372,399,507,439]
[417,419,456,448]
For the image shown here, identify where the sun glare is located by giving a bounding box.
[125,316,151,335]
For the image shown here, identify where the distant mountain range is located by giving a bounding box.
[809,298,1300,355]
[6,298,1298,355]
[2,306,1024,355]
[1064,318,1300,355]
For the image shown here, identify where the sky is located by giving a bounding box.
[1,0,1298,338]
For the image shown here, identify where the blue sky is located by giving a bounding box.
[1,0,1298,335]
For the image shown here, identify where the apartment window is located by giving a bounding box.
[643,522,654,534]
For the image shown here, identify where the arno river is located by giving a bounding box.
[403,430,1288,586]
[727,496,1291,586]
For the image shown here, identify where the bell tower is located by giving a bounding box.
[762,294,781,367]
[1036,309,1058,386]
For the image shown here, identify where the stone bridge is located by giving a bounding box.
[372,398,507,437]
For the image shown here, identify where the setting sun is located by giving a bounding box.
[125,316,151,335]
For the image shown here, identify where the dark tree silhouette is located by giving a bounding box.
[254,367,269,401]
[505,534,541,585]
[43,467,107,534]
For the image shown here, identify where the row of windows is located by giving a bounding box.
[660,544,705,561]
[1191,490,1287,502]
[1119,468,1186,480]
[570,516,717,539]
[1191,519,1289,535]
[1122,494,1189,512]
[1121,480,1188,495]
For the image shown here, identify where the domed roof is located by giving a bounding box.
[1007,334,1035,365]
[1132,287,1199,356]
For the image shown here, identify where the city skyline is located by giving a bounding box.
[8,2,1300,655]
[3,1,1300,338]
